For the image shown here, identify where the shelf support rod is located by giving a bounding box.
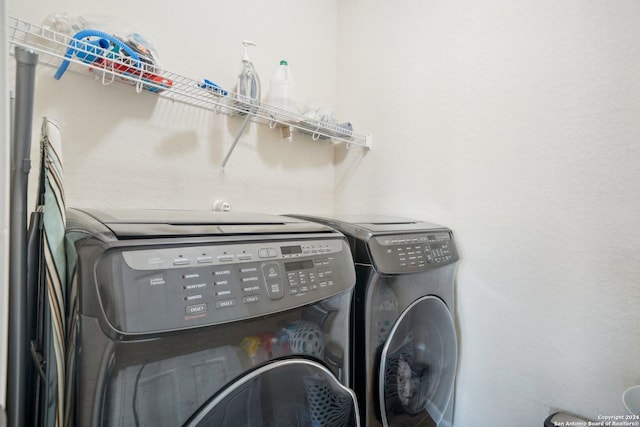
[8,46,38,427]
[220,113,251,172]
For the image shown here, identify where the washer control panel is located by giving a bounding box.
[95,239,355,334]
[369,231,458,274]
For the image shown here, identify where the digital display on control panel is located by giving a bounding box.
[281,245,303,255]
[285,259,314,272]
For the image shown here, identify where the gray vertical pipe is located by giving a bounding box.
[8,46,38,427]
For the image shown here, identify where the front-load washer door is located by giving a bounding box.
[378,296,457,427]
[184,358,361,427]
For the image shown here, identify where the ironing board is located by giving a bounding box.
[32,117,66,427]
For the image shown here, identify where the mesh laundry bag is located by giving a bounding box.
[286,321,325,358]
[303,374,353,427]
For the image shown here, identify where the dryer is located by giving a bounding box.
[290,215,459,427]
[65,208,360,427]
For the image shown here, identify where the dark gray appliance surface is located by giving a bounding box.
[287,214,460,427]
[72,207,334,238]
[67,208,355,335]
[66,208,358,427]
[288,214,459,275]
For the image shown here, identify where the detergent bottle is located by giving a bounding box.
[269,60,296,113]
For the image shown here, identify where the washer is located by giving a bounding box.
[289,215,459,427]
[65,208,360,427]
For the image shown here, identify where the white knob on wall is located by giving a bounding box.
[213,200,232,212]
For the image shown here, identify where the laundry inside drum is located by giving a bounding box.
[397,356,430,414]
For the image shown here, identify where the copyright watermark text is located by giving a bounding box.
[550,414,640,427]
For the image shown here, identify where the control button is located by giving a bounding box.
[238,254,253,261]
[242,285,260,294]
[266,282,284,299]
[258,248,277,258]
[262,263,282,281]
[300,285,310,293]
[186,303,207,315]
[262,263,284,299]
[289,288,299,295]
[244,295,260,304]
[174,258,190,266]
[197,256,213,264]
[215,299,236,309]
[218,254,234,262]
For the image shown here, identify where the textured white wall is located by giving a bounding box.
[1,0,9,412]
[336,1,640,425]
[5,1,640,425]
[7,0,340,214]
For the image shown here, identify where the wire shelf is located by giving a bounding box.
[7,16,372,149]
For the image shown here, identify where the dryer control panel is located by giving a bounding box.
[94,238,355,334]
[368,231,459,274]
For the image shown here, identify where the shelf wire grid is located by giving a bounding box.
[8,16,371,148]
